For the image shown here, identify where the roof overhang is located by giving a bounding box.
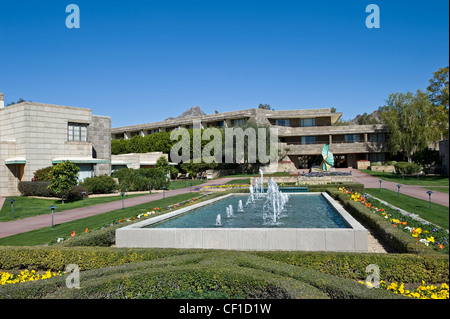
[4,157,26,165]
[52,158,110,164]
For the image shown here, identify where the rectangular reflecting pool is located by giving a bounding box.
[116,193,368,252]
[147,194,350,229]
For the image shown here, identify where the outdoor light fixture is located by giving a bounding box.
[426,191,433,209]
[49,205,57,229]
[8,199,15,219]
[162,186,167,199]
[121,192,125,210]
[378,180,382,191]
[397,184,402,198]
[149,181,152,194]
[125,185,129,198]
[81,191,86,205]
[190,182,193,193]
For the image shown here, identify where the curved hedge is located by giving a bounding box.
[0,251,404,299]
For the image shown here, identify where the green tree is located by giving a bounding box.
[48,161,80,203]
[427,66,449,139]
[379,90,434,162]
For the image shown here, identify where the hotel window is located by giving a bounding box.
[300,118,315,127]
[344,134,361,143]
[68,122,88,142]
[301,136,316,145]
[234,119,246,127]
[275,119,290,127]
[369,133,386,142]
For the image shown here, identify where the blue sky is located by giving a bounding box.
[0,0,448,127]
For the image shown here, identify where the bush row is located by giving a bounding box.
[0,250,404,299]
[0,245,447,285]
[394,162,422,175]
[111,168,169,191]
[252,251,449,284]
[18,182,88,200]
[327,189,438,255]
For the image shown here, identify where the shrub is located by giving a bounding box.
[111,168,169,191]
[394,162,422,175]
[80,175,118,194]
[32,166,53,181]
[18,181,56,197]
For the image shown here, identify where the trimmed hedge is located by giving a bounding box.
[80,175,118,194]
[252,251,449,284]
[327,189,439,255]
[394,162,421,175]
[0,250,405,299]
[18,182,88,200]
[18,181,56,197]
[0,246,447,285]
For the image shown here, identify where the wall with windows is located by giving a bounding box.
[0,101,111,196]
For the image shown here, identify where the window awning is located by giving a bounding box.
[52,157,110,164]
[4,157,26,165]
[140,161,178,166]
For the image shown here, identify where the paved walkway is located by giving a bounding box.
[1,172,448,239]
[350,169,449,207]
[0,177,237,239]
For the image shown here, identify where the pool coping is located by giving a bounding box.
[115,192,368,252]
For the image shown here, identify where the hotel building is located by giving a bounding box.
[0,93,111,196]
[111,107,389,170]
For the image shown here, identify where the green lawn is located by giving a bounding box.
[0,193,201,246]
[360,169,449,186]
[364,188,449,229]
[421,186,449,194]
[225,178,251,184]
[168,179,206,190]
[0,193,147,222]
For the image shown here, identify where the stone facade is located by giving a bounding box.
[111,107,389,170]
[0,99,111,196]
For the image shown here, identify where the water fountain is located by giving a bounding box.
[226,205,234,218]
[245,185,255,206]
[262,178,290,224]
[215,214,221,226]
[254,178,260,199]
[259,169,264,195]
[238,200,244,212]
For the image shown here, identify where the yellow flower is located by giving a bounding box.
[427,236,435,243]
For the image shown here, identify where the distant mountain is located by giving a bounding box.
[165,106,206,121]
[349,110,381,125]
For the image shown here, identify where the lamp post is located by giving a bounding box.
[81,191,86,206]
[125,185,129,198]
[378,180,382,191]
[426,191,433,209]
[49,205,57,229]
[162,186,167,199]
[8,199,15,219]
[397,185,402,198]
[149,181,152,194]
[190,182,192,193]
[417,174,420,184]
[121,192,125,210]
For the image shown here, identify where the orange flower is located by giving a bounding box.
[71,231,76,237]
[85,228,88,233]
[438,244,444,249]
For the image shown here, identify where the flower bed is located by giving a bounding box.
[339,187,448,255]
[1,269,62,286]
[359,280,449,299]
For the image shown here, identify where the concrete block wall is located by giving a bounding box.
[89,115,111,176]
